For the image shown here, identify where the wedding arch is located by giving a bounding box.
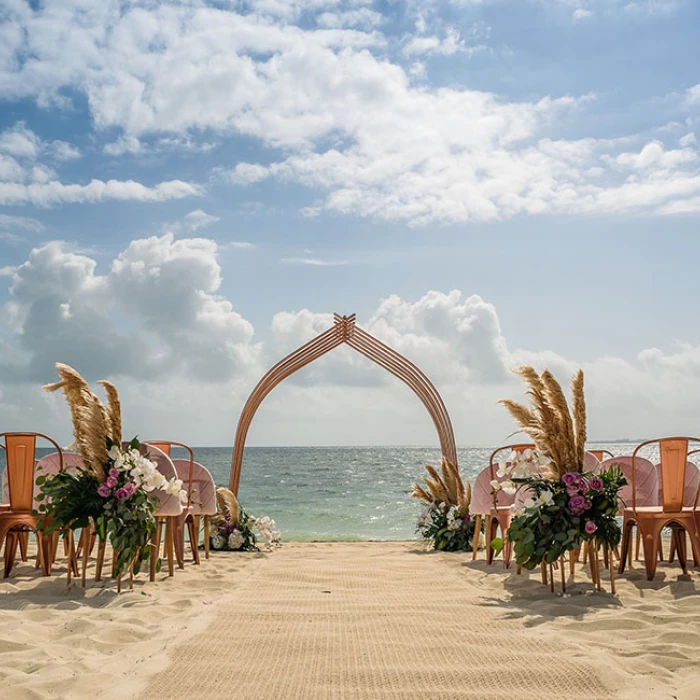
[229,313,458,494]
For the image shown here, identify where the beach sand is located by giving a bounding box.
[1,542,699,700]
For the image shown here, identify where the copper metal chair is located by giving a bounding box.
[619,437,700,580]
[486,443,536,568]
[588,449,613,463]
[0,432,62,577]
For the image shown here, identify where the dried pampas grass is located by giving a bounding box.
[44,363,125,480]
[411,457,471,514]
[500,366,587,477]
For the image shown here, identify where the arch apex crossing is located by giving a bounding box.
[228,312,458,495]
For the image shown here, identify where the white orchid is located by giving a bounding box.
[500,480,517,495]
[538,490,554,506]
[228,530,245,549]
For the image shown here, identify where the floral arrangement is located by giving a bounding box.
[411,457,477,551]
[38,364,185,578]
[416,501,480,552]
[209,487,281,552]
[494,449,626,570]
[497,366,626,590]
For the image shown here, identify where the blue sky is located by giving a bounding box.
[0,0,699,447]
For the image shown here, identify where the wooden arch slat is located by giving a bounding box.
[229,314,458,494]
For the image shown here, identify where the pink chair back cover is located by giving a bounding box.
[171,459,217,516]
[470,466,499,515]
[655,461,699,508]
[137,443,183,518]
[598,456,658,514]
[583,451,600,472]
[2,452,84,505]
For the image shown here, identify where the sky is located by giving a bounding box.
[0,0,699,449]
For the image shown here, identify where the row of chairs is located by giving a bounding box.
[470,437,700,581]
[0,432,218,587]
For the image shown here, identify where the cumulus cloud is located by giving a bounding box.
[280,257,350,266]
[0,235,261,385]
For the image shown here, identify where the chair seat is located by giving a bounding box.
[624,506,695,516]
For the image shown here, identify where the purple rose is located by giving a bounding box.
[566,485,581,497]
[588,476,604,492]
[124,481,136,496]
[568,494,588,514]
[106,476,118,488]
[562,472,582,486]
[585,521,597,534]
[115,487,129,501]
[97,483,111,498]
[109,468,119,479]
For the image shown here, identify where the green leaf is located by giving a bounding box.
[490,537,504,555]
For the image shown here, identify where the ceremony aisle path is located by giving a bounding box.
[141,542,612,700]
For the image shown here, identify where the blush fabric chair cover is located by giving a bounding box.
[583,451,600,472]
[146,445,185,518]
[597,456,658,515]
[171,460,217,516]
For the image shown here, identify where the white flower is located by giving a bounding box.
[501,480,517,495]
[490,479,501,491]
[108,445,121,461]
[524,497,537,509]
[164,478,184,497]
[496,460,511,478]
[211,533,226,550]
[228,530,245,549]
[538,490,554,506]
[512,506,526,518]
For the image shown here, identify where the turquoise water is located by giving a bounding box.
[1,443,640,541]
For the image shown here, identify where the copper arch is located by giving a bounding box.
[229,313,458,494]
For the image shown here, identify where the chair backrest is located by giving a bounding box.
[631,437,700,513]
[171,459,217,516]
[598,456,657,515]
[144,440,194,507]
[471,466,500,515]
[583,451,600,472]
[488,443,536,509]
[588,449,613,462]
[655,461,699,508]
[32,451,84,505]
[690,449,700,509]
[0,432,62,512]
[138,443,184,517]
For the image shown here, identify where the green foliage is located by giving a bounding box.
[210,507,259,551]
[35,469,103,532]
[506,465,626,569]
[416,502,481,552]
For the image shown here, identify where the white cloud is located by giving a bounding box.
[221,241,256,250]
[281,257,350,266]
[573,8,593,19]
[0,214,44,232]
[185,209,220,231]
[686,84,700,106]
[402,27,482,57]
[0,235,261,386]
[0,178,202,207]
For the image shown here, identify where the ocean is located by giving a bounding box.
[1,443,647,541]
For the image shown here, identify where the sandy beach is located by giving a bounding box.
[1,542,699,700]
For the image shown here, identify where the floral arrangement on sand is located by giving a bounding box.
[411,458,479,552]
[209,487,281,552]
[496,366,626,590]
[37,363,185,577]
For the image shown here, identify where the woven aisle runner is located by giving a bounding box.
[142,542,611,700]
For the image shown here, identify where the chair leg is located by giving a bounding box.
[187,516,201,564]
[164,518,175,577]
[669,532,677,563]
[635,529,641,561]
[150,519,163,582]
[618,520,634,575]
[672,528,688,574]
[485,515,496,565]
[173,518,186,569]
[471,514,482,560]
[18,532,29,562]
[638,521,665,581]
[203,515,211,560]
[4,532,19,578]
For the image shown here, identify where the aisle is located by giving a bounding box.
[141,542,611,700]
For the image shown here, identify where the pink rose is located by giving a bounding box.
[97,483,111,498]
[585,521,597,534]
[106,476,117,488]
[109,468,119,479]
[115,487,129,501]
